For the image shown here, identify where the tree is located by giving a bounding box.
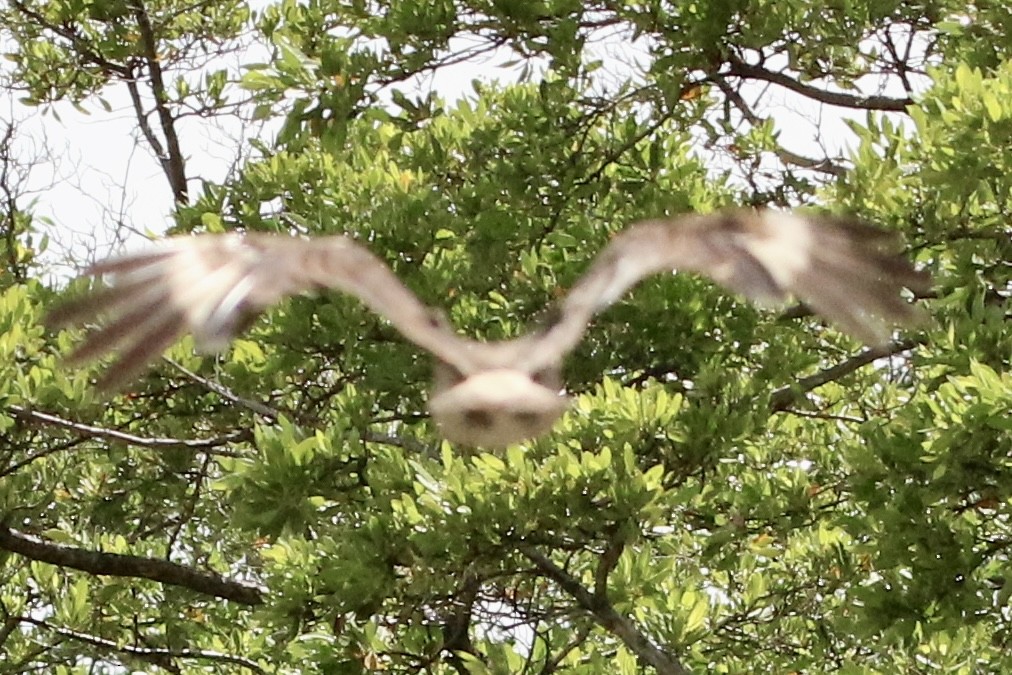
[1,0,1009,672]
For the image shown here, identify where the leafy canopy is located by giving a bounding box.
[0,0,1009,673]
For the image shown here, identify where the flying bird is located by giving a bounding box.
[48,210,931,447]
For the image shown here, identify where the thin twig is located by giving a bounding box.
[7,404,249,459]
[16,616,265,673]
[709,74,846,177]
[162,357,281,419]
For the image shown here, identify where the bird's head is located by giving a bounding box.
[427,352,568,448]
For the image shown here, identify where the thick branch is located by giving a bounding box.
[594,527,626,599]
[442,568,482,674]
[769,338,922,412]
[124,76,169,167]
[725,53,913,111]
[17,616,265,673]
[11,0,187,201]
[128,0,188,203]
[0,524,264,605]
[0,614,19,649]
[519,545,688,675]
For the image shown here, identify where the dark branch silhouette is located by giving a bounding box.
[9,0,189,203]
[725,53,913,111]
[0,524,264,605]
[708,75,847,177]
[128,0,189,203]
[769,338,922,412]
[520,544,689,675]
[441,568,483,674]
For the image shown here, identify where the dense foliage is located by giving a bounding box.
[1,0,1009,672]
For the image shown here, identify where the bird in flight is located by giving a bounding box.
[48,210,930,447]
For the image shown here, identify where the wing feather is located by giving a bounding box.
[48,233,469,388]
[524,210,930,369]
[49,211,931,392]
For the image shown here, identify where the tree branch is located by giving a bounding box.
[725,53,913,111]
[769,338,922,412]
[708,74,846,177]
[594,527,626,599]
[162,358,434,455]
[5,405,249,473]
[128,0,189,203]
[124,76,169,167]
[10,0,187,201]
[0,121,27,282]
[519,545,688,675]
[442,567,483,674]
[16,615,265,673]
[0,524,265,605]
[0,614,19,650]
[163,357,281,419]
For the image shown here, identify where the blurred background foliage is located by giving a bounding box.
[0,0,1009,672]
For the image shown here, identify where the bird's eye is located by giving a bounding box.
[463,409,494,429]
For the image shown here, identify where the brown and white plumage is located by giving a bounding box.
[48,210,931,447]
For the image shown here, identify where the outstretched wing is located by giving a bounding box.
[522,210,930,370]
[48,233,470,389]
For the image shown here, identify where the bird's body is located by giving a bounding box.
[48,209,931,447]
[429,367,568,448]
